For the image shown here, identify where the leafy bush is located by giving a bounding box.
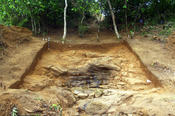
[0,0,175,34]
[78,24,88,37]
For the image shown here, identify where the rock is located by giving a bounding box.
[90,80,101,88]
[88,57,121,71]
[73,90,81,95]
[146,79,152,83]
[78,93,88,99]
[114,76,120,80]
[88,92,95,99]
[94,89,103,98]
[103,90,113,96]
[73,90,88,99]
[107,106,117,113]
[45,87,76,107]
[119,112,128,116]
[85,101,109,115]
[76,90,135,115]
[84,52,99,58]
[45,65,67,77]
[68,80,86,87]
[129,64,134,68]
[121,72,128,76]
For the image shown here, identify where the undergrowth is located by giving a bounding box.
[140,18,175,38]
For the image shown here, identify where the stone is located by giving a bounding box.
[45,65,67,77]
[119,112,128,116]
[103,90,113,96]
[88,92,95,99]
[146,79,152,83]
[69,80,86,87]
[76,91,135,115]
[87,57,121,71]
[108,106,117,113]
[45,87,76,107]
[77,93,89,99]
[129,64,134,68]
[73,90,89,99]
[85,101,109,115]
[121,72,128,76]
[95,89,103,98]
[90,81,101,88]
[73,90,81,95]
[114,76,120,80]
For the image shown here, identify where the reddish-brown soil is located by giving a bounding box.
[12,42,161,91]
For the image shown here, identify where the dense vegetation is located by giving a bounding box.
[0,0,175,35]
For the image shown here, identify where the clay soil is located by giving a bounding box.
[0,25,175,116]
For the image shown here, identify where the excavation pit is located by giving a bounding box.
[11,41,161,91]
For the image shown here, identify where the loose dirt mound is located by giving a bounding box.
[0,25,32,58]
[0,25,32,45]
[0,25,45,88]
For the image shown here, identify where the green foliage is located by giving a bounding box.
[159,22,175,36]
[50,104,62,116]
[71,0,103,34]
[11,107,18,116]
[0,0,175,33]
[159,29,172,36]
[130,30,134,36]
[78,24,88,37]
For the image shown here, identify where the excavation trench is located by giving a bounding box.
[10,41,161,91]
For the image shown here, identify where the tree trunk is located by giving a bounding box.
[38,21,41,34]
[34,19,37,35]
[96,21,100,42]
[125,0,128,33]
[107,0,120,39]
[81,12,85,24]
[62,0,68,44]
[31,17,34,33]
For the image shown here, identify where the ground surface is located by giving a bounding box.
[0,25,175,116]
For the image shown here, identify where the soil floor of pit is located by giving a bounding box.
[0,25,175,116]
[18,42,160,90]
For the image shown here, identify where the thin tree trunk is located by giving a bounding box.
[62,0,68,44]
[33,19,37,35]
[81,12,85,24]
[96,21,100,42]
[31,17,34,33]
[125,0,128,33]
[38,21,41,34]
[107,0,120,39]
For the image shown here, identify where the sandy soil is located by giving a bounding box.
[0,25,46,88]
[128,36,175,91]
[0,25,175,116]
